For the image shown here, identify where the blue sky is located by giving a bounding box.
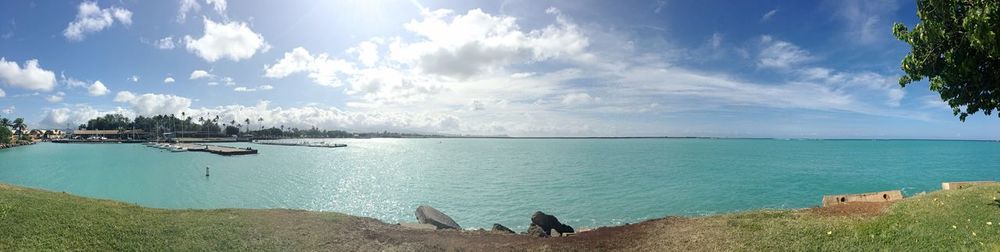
[0,0,996,139]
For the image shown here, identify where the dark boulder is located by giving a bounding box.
[531,211,574,235]
[525,223,549,237]
[492,223,515,234]
[415,205,461,230]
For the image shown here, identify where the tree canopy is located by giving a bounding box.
[893,0,1000,121]
[0,124,12,144]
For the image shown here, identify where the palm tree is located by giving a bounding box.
[257,117,264,136]
[244,118,251,134]
[0,118,9,128]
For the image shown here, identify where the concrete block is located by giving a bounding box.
[822,190,903,207]
[942,181,997,190]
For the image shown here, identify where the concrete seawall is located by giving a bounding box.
[822,190,903,207]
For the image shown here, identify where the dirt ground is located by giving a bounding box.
[240,201,896,251]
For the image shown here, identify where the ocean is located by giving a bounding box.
[1,138,997,230]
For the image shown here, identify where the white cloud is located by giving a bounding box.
[757,35,812,69]
[708,32,723,49]
[184,18,269,62]
[234,85,274,92]
[177,0,200,22]
[88,80,109,96]
[1,106,12,114]
[390,8,589,79]
[63,1,132,41]
[345,67,442,105]
[178,0,226,22]
[264,47,356,87]
[349,40,380,67]
[761,9,778,22]
[561,92,598,105]
[128,75,139,82]
[797,67,905,107]
[189,70,213,80]
[154,36,176,49]
[0,88,4,98]
[205,0,227,15]
[60,72,87,88]
[0,58,56,91]
[46,92,65,103]
[833,0,899,45]
[207,81,219,86]
[113,91,192,115]
[39,105,133,129]
[221,77,236,86]
[164,77,176,83]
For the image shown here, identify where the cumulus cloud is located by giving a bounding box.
[63,1,132,41]
[39,105,133,129]
[113,91,192,115]
[164,77,176,84]
[390,8,589,79]
[757,35,812,69]
[88,80,109,96]
[0,58,56,91]
[178,0,226,22]
[1,106,12,114]
[264,47,356,87]
[205,0,227,14]
[128,75,139,82]
[177,0,200,22]
[46,92,65,103]
[0,88,4,98]
[154,36,176,49]
[349,40,380,67]
[184,18,269,62]
[189,70,212,80]
[259,84,273,90]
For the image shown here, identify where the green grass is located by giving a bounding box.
[0,184,347,251]
[2,183,1000,251]
[715,185,1000,250]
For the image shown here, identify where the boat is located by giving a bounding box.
[169,146,187,152]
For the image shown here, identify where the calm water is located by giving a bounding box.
[1,139,998,230]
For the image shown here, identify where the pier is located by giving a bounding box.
[253,139,347,148]
[170,143,258,156]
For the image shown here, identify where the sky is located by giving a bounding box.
[0,0,997,139]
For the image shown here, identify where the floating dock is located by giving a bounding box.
[253,140,346,148]
[173,143,258,156]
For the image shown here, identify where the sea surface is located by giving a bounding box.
[1,138,998,230]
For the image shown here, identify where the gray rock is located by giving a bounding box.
[415,205,461,230]
[525,223,549,237]
[531,211,574,235]
[491,223,515,234]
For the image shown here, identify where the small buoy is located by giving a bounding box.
[205,167,210,177]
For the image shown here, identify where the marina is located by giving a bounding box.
[253,139,347,148]
[145,142,258,156]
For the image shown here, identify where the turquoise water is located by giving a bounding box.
[1,139,998,230]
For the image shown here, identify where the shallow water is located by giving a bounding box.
[1,138,998,230]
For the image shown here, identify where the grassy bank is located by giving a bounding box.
[1,183,999,251]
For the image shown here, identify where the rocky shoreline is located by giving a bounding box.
[406,205,581,238]
[0,141,35,150]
